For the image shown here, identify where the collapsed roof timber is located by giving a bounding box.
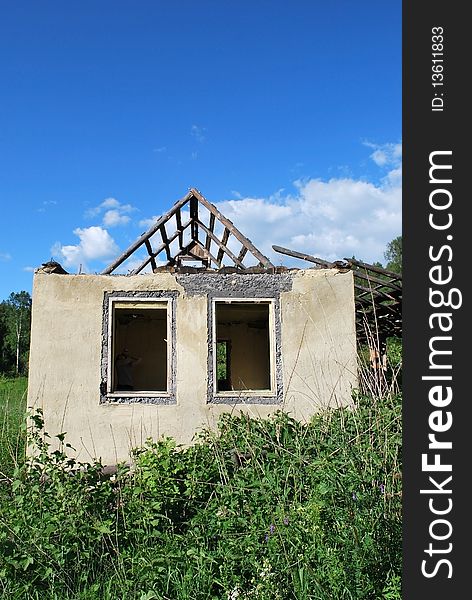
[81,187,401,344]
[272,246,402,346]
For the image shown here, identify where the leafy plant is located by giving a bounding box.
[0,391,401,599]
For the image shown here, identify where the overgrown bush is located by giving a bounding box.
[0,392,401,599]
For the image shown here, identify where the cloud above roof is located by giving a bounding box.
[51,142,401,272]
[52,226,119,271]
[217,165,401,265]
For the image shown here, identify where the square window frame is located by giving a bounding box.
[100,291,177,405]
[210,297,280,404]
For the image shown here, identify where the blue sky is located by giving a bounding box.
[0,1,401,301]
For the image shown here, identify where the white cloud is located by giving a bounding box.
[85,197,136,227]
[101,197,121,210]
[103,210,131,227]
[134,144,401,267]
[52,226,119,271]
[363,141,402,168]
[138,215,160,229]
[382,166,402,188]
[0,252,12,262]
[216,166,401,266]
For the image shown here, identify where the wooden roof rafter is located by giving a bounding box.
[101,188,274,275]
[272,245,402,344]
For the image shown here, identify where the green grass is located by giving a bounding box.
[0,376,27,480]
[0,388,402,600]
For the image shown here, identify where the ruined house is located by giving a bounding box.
[27,188,400,465]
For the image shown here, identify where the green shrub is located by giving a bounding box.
[0,392,402,599]
[0,409,124,597]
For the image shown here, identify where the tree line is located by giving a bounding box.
[0,291,31,377]
[384,235,402,274]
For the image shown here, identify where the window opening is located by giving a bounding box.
[109,300,169,394]
[214,300,274,393]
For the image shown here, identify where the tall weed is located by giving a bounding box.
[0,389,401,599]
[0,376,27,482]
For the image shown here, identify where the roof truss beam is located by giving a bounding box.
[101,188,273,274]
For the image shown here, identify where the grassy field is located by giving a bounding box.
[0,376,27,480]
[0,380,401,599]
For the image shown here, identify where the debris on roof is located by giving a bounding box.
[37,261,69,275]
[272,245,402,343]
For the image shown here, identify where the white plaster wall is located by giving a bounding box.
[280,269,358,419]
[27,269,357,464]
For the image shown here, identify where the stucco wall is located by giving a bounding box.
[27,268,357,464]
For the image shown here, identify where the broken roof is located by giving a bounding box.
[99,188,401,343]
[272,245,402,344]
[101,188,274,274]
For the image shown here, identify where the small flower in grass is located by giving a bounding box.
[265,523,276,541]
[259,558,272,579]
[352,492,357,500]
[379,483,385,494]
[283,517,289,526]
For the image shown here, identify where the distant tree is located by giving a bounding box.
[0,303,9,373]
[384,236,402,274]
[1,291,32,376]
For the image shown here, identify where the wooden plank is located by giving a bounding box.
[205,212,215,251]
[103,187,274,274]
[129,218,192,274]
[274,246,403,297]
[197,219,245,268]
[190,194,199,242]
[217,228,230,264]
[272,245,333,267]
[356,300,400,316]
[160,224,172,263]
[175,208,184,249]
[101,192,192,274]
[175,241,220,268]
[237,245,248,263]
[355,284,400,303]
[346,257,402,280]
[144,239,157,272]
[352,269,402,292]
[356,288,401,304]
[191,188,273,267]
